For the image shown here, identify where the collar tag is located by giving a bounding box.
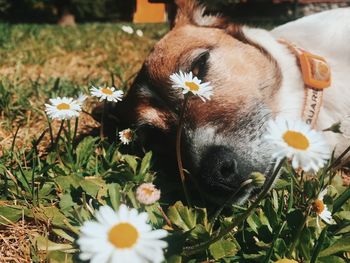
[299,52,331,90]
[279,39,332,128]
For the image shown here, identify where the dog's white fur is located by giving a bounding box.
[243,8,350,155]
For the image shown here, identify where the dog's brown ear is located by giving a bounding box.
[174,0,226,28]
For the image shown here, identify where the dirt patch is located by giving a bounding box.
[0,218,44,262]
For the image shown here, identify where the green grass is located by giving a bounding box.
[0,23,167,146]
[0,23,350,263]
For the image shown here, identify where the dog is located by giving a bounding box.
[112,1,350,204]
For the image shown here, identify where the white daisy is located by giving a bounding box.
[121,25,134,34]
[170,70,213,101]
[76,93,88,105]
[119,128,134,145]
[264,117,330,172]
[45,96,82,120]
[136,29,144,37]
[90,86,124,103]
[78,204,168,263]
[313,188,334,227]
[136,183,161,205]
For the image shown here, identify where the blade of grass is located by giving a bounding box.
[310,226,328,263]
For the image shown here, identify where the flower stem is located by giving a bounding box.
[183,158,285,256]
[209,179,253,233]
[54,120,65,150]
[65,119,75,165]
[326,144,350,172]
[46,114,54,147]
[176,95,191,206]
[100,100,107,140]
[73,117,79,146]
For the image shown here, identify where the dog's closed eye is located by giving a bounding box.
[191,51,210,80]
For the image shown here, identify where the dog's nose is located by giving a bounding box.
[198,145,240,190]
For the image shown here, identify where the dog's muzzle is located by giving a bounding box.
[197,145,247,195]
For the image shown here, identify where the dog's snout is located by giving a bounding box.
[199,146,241,190]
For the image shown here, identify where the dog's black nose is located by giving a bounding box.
[198,145,241,191]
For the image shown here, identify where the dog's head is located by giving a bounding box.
[116,1,283,203]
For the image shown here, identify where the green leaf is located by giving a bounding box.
[47,251,74,263]
[274,179,290,189]
[79,177,104,197]
[76,136,98,168]
[264,199,278,230]
[286,209,304,231]
[14,170,31,192]
[209,239,238,260]
[334,188,350,213]
[29,206,69,230]
[0,205,24,224]
[300,227,312,260]
[144,204,164,228]
[246,213,260,234]
[336,224,350,235]
[52,228,75,242]
[335,211,350,221]
[274,238,287,258]
[304,179,318,199]
[318,256,346,263]
[190,224,210,240]
[59,193,75,212]
[139,151,152,176]
[319,237,350,257]
[33,234,74,251]
[167,201,207,232]
[123,155,138,175]
[108,183,121,210]
[54,174,81,191]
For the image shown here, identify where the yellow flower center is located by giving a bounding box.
[282,130,310,150]
[185,81,200,92]
[101,88,113,95]
[142,187,154,197]
[56,103,70,110]
[123,130,133,140]
[108,223,139,249]
[312,199,325,215]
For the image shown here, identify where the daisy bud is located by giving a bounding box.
[323,121,341,133]
[313,187,335,226]
[119,128,134,145]
[250,172,266,187]
[136,183,161,205]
